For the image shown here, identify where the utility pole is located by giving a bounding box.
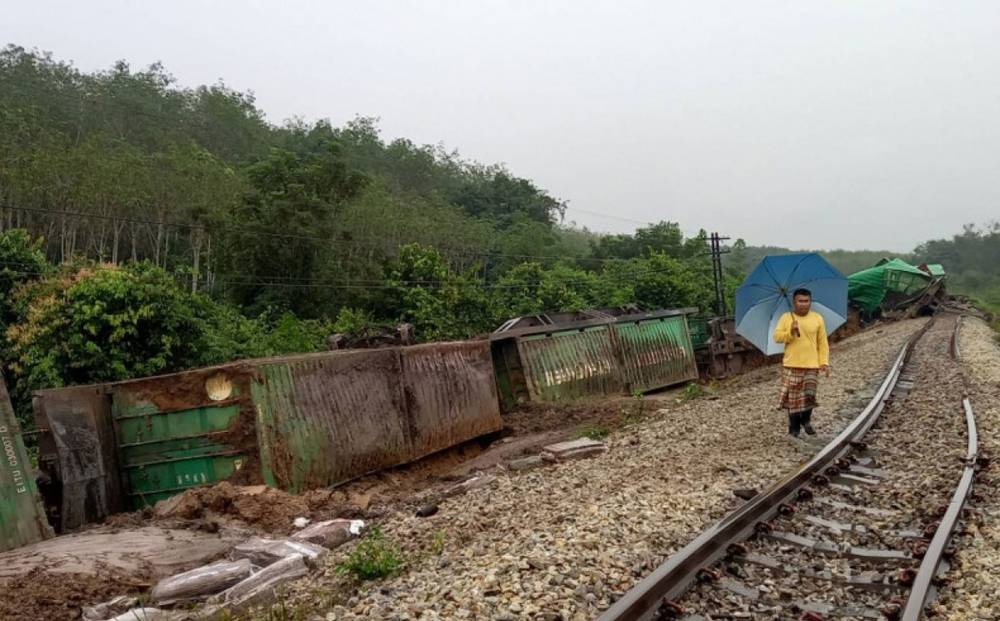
[704,232,731,316]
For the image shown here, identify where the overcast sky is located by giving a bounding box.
[5,1,1000,251]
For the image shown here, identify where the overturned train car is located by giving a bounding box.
[33,341,502,532]
[490,308,700,409]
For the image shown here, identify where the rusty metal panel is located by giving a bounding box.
[252,349,411,493]
[33,385,123,531]
[1,373,52,551]
[516,326,624,401]
[401,341,503,458]
[491,339,530,412]
[614,314,699,393]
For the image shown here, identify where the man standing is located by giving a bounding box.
[773,288,830,437]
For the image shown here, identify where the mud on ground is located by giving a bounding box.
[0,566,149,621]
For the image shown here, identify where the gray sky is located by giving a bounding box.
[5,1,1000,251]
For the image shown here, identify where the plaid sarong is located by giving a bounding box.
[778,367,819,414]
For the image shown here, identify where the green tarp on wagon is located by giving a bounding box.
[847,258,934,314]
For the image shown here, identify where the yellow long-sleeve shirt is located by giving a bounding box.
[773,310,829,368]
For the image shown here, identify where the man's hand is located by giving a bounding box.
[791,318,800,336]
[820,364,830,377]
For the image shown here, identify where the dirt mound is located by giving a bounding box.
[0,566,149,621]
[154,482,311,534]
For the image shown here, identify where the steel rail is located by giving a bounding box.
[901,316,976,621]
[597,319,934,621]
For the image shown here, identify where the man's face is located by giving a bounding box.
[794,294,812,314]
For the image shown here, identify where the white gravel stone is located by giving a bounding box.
[933,317,1000,621]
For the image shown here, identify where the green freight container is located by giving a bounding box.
[518,326,625,401]
[109,366,256,509]
[613,313,699,394]
[0,372,52,551]
[31,340,503,520]
[491,307,699,406]
[254,341,502,492]
[113,400,248,508]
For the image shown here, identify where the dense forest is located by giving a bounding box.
[1,45,997,427]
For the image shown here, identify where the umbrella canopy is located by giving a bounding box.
[735,253,848,355]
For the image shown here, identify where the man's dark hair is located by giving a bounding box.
[792,288,812,298]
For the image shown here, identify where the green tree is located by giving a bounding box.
[0,229,51,338]
[381,244,492,341]
[8,263,212,391]
[632,253,713,312]
[220,142,368,316]
[491,262,603,319]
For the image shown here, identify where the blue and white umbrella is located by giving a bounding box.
[735,253,848,355]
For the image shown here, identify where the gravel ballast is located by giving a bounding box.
[934,317,1000,621]
[283,319,928,620]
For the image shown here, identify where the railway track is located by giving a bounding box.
[599,313,987,621]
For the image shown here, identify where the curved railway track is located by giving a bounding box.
[598,313,986,621]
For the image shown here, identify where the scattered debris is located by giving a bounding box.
[292,519,364,549]
[293,516,311,529]
[231,536,327,568]
[326,322,415,350]
[82,595,139,621]
[733,488,759,500]
[415,504,439,517]
[443,474,498,497]
[153,482,311,534]
[150,559,253,605]
[208,553,310,613]
[541,437,608,461]
[506,454,544,471]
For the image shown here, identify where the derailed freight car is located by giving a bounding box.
[490,308,700,409]
[34,340,502,531]
[1,373,52,552]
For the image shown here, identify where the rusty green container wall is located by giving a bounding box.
[111,373,253,509]
[253,342,502,493]
[517,326,625,401]
[493,308,699,403]
[613,314,698,393]
[0,373,52,552]
[400,341,503,457]
[252,349,410,493]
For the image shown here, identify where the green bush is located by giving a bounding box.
[575,424,610,441]
[331,307,374,335]
[336,528,405,580]
[383,244,492,341]
[8,262,210,388]
[675,382,705,403]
